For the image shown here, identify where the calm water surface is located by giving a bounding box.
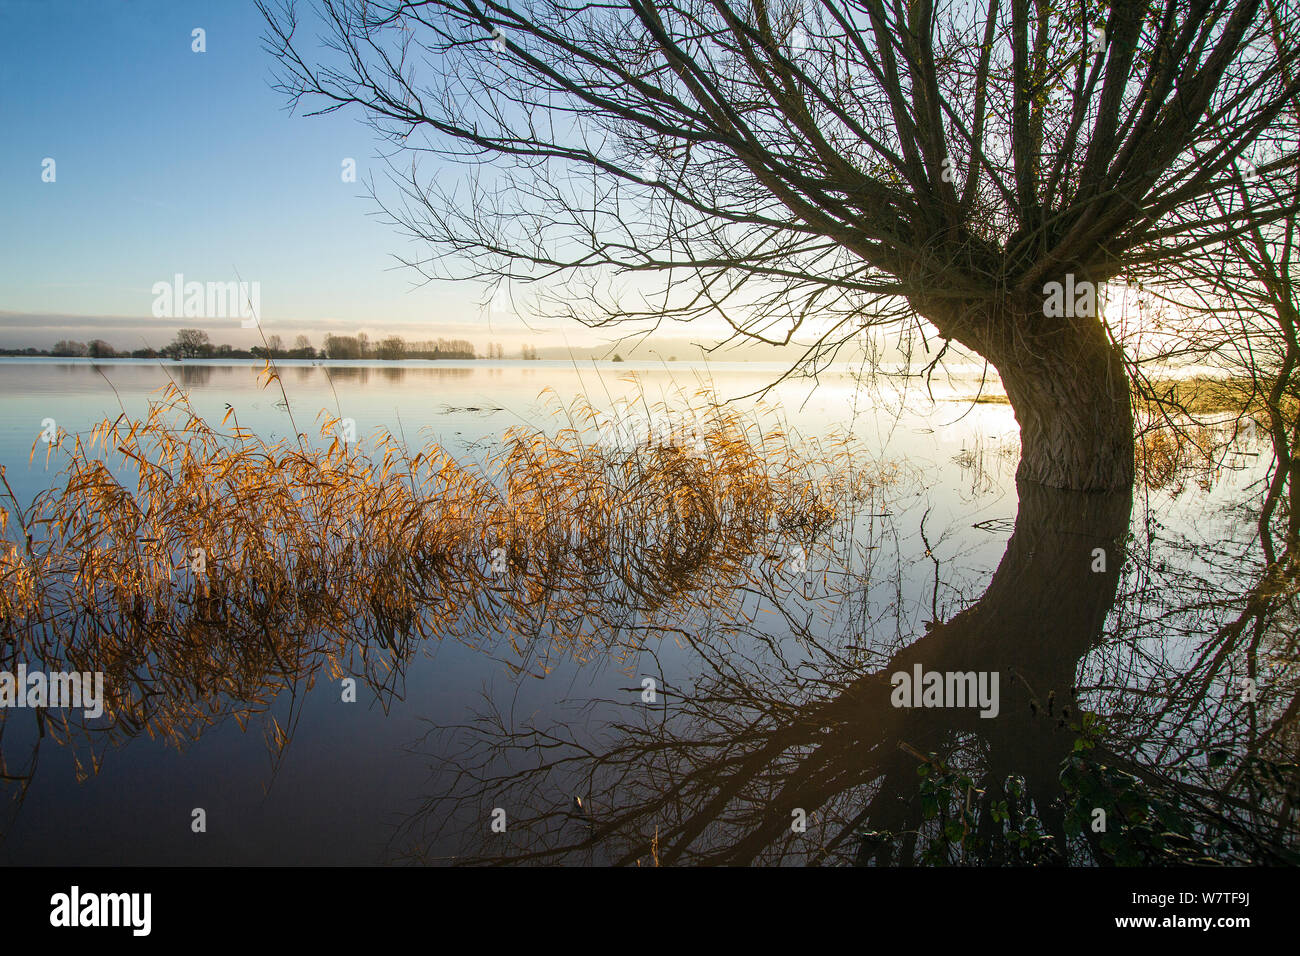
[0,359,1285,864]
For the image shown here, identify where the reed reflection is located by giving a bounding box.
[0,382,874,835]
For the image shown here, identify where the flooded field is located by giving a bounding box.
[0,358,1293,865]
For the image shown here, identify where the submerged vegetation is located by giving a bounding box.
[0,366,886,793]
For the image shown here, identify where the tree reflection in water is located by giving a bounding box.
[397,477,1300,865]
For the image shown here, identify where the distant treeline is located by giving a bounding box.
[322,333,488,360]
[0,331,538,361]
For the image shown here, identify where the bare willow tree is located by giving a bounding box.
[260,0,1300,491]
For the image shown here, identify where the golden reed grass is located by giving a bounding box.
[0,367,890,773]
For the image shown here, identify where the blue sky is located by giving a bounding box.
[0,0,549,351]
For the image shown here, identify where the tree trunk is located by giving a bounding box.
[923,294,1135,492]
[994,331,1134,492]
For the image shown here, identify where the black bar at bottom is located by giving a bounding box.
[3,865,1296,943]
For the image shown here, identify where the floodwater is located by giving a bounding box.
[0,358,1293,865]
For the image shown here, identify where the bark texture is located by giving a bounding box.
[920,291,1135,492]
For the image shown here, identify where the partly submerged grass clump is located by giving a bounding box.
[1138,374,1296,418]
[1133,420,1221,494]
[0,373,889,762]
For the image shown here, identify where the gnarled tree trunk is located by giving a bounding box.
[922,292,1135,492]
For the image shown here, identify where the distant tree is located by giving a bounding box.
[86,339,116,358]
[266,334,284,356]
[292,334,314,358]
[170,329,211,359]
[51,340,88,357]
[378,335,406,360]
[323,334,362,359]
[612,354,624,363]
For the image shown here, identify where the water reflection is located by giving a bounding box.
[178,365,214,387]
[0,389,867,839]
[315,365,476,384]
[394,479,1299,865]
[1,375,1296,864]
